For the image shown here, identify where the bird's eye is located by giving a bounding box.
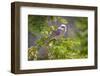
[61,26,65,28]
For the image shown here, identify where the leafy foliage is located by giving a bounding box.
[57,17,68,24]
[28,15,88,60]
[28,46,37,60]
[75,17,88,56]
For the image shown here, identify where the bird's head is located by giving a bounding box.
[58,24,67,33]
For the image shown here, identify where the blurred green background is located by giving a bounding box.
[28,15,88,60]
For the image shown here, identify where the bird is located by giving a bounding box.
[46,24,67,43]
